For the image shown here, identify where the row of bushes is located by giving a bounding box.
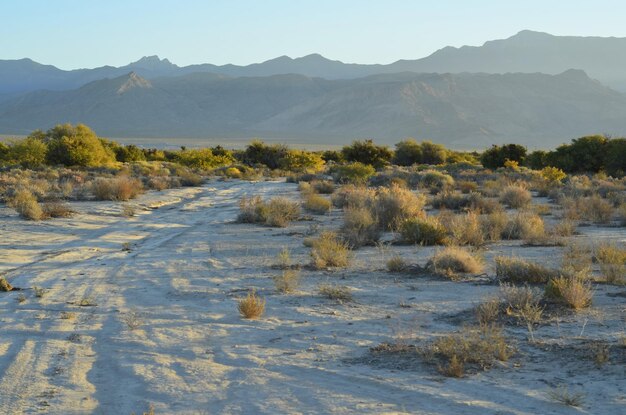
[481,135,626,176]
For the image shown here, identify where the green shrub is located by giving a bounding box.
[480,144,527,169]
[45,124,115,167]
[341,139,392,168]
[332,162,376,184]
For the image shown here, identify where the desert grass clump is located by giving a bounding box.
[310,231,352,269]
[499,283,543,341]
[274,247,291,269]
[430,325,512,377]
[427,247,484,278]
[495,256,559,284]
[400,216,447,245]
[545,274,593,310]
[386,255,408,273]
[500,184,532,208]
[341,207,380,247]
[92,176,143,201]
[123,309,145,330]
[9,188,44,220]
[546,387,585,407]
[273,270,300,293]
[372,184,426,230]
[238,291,266,319]
[595,242,626,284]
[318,284,353,302]
[0,276,13,292]
[431,191,469,211]
[237,196,300,227]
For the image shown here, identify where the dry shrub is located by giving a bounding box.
[595,243,626,284]
[9,188,44,220]
[319,284,352,302]
[427,247,484,278]
[341,207,380,247]
[467,193,503,214]
[400,216,447,245]
[500,185,532,208]
[303,193,331,214]
[561,243,592,275]
[480,211,508,241]
[431,191,469,211]
[92,177,143,201]
[499,283,543,311]
[562,195,614,224]
[238,291,266,319]
[386,255,408,273]
[502,212,545,241]
[273,270,300,293]
[238,196,300,227]
[545,274,593,310]
[331,185,375,209]
[274,247,291,269]
[121,204,136,217]
[618,203,626,226]
[42,200,74,218]
[476,298,501,325]
[310,231,351,269]
[445,211,486,247]
[311,180,335,194]
[458,180,478,194]
[552,219,577,237]
[372,184,426,230]
[430,325,512,377]
[0,276,13,292]
[495,256,559,284]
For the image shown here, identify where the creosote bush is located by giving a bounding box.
[495,256,559,284]
[310,231,352,269]
[400,216,447,245]
[427,247,484,278]
[238,291,266,319]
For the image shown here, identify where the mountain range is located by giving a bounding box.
[2,30,626,147]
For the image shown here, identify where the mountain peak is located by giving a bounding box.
[117,72,152,94]
[129,55,175,69]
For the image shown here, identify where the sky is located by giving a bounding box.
[1,0,625,69]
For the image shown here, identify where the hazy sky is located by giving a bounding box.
[2,0,625,69]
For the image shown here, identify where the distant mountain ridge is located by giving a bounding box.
[1,69,625,148]
[4,30,626,97]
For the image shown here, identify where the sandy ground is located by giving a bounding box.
[0,179,625,415]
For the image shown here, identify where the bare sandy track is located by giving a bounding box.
[0,180,625,415]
